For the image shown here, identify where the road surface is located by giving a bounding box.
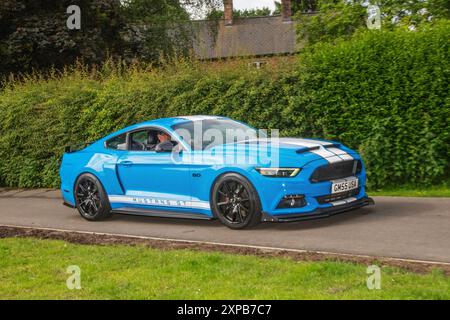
[0,189,449,263]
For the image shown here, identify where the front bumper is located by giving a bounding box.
[261,196,374,222]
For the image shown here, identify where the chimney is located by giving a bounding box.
[281,0,292,21]
[224,0,233,26]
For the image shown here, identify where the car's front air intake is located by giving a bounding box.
[316,188,361,204]
[310,160,362,183]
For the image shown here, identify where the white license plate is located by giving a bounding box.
[331,177,359,194]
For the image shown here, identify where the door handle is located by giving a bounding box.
[119,160,133,167]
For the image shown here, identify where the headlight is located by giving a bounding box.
[255,168,301,178]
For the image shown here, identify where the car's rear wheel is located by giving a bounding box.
[74,173,112,221]
[211,173,262,229]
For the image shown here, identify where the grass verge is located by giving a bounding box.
[0,237,448,300]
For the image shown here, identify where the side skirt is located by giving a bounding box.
[111,207,214,220]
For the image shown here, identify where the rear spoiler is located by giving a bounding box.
[64,142,93,153]
[296,143,341,154]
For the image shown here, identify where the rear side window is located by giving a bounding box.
[106,133,127,150]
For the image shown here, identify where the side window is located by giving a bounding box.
[128,129,177,151]
[105,133,127,150]
[130,130,150,151]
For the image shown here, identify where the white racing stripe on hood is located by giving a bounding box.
[310,148,343,163]
[327,147,354,161]
[279,138,344,164]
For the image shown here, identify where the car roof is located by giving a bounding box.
[135,115,229,129]
[99,115,230,142]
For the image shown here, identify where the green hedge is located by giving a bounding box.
[0,25,449,189]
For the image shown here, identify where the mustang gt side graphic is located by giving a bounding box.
[60,115,374,229]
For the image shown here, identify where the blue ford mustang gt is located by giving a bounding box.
[60,115,374,229]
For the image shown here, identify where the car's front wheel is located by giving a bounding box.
[74,173,112,221]
[211,173,262,229]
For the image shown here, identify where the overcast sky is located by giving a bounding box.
[233,0,276,11]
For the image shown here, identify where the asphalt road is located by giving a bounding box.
[0,189,449,263]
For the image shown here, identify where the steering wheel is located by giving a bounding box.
[132,141,146,151]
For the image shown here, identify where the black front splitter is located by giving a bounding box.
[262,197,375,222]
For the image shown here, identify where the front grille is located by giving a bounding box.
[316,188,361,204]
[310,160,361,183]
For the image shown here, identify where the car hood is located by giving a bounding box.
[208,137,358,167]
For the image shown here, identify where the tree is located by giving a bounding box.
[206,7,273,20]
[0,0,213,77]
[0,0,125,77]
[296,0,450,46]
[119,0,192,62]
[296,1,366,45]
[273,0,318,15]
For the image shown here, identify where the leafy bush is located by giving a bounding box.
[296,22,450,187]
[0,25,448,189]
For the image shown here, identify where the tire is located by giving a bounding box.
[74,173,112,221]
[211,173,262,229]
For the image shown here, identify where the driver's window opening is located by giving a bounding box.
[129,129,177,151]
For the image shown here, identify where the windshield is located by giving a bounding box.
[172,119,264,150]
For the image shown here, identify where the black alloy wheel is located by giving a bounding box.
[212,173,262,229]
[75,173,112,221]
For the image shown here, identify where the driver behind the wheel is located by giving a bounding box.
[155,131,174,152]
